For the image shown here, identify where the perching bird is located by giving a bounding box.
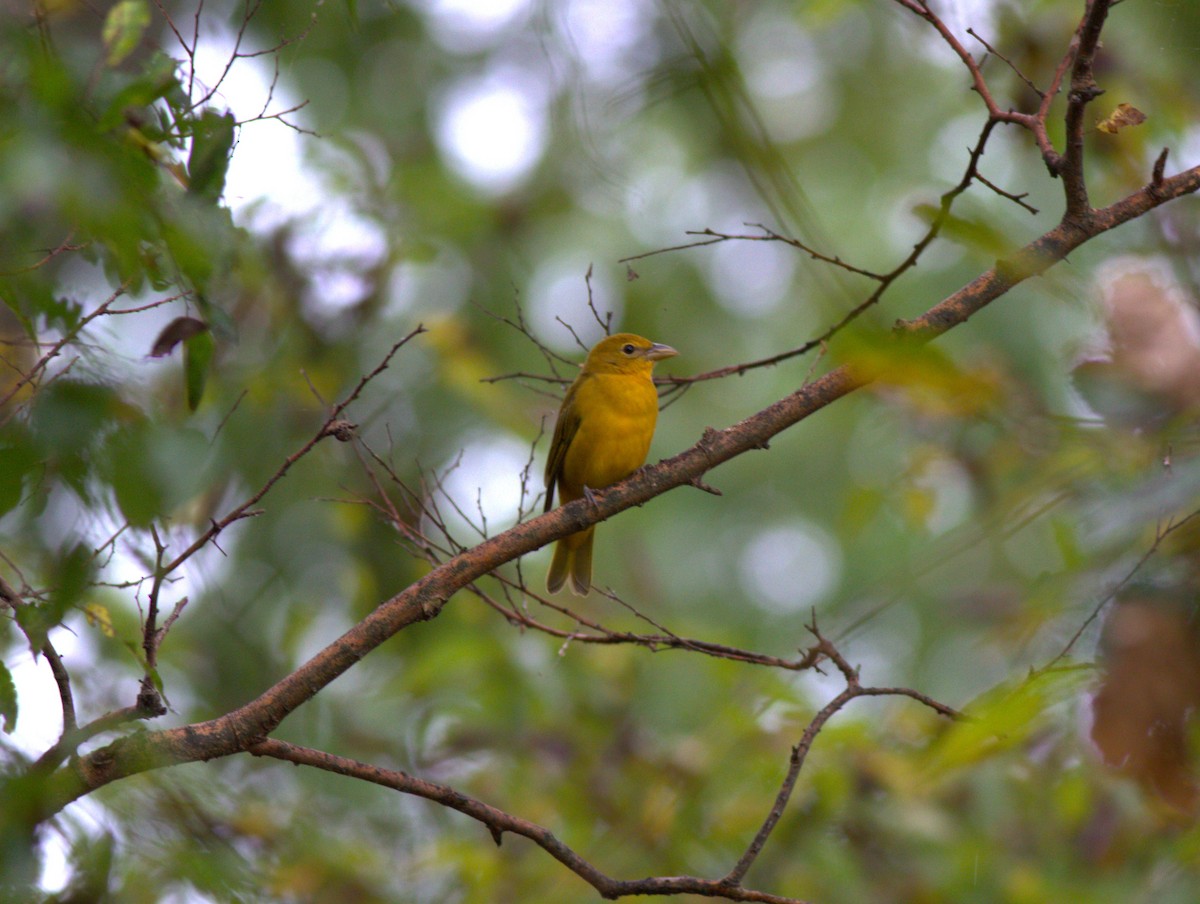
[544,333,678,595]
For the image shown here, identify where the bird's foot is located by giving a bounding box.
[583,485,599,507]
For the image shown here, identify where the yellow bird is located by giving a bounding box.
[544,333,678,595]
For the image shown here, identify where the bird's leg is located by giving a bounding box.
[583,485,599,507]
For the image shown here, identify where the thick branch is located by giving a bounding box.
[36,163,1200,817]
[41,640,75,735]
[892,0,1114,191]
[1059,0,1112,217]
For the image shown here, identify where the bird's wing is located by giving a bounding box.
[544,379,584,512]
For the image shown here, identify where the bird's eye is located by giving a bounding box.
[622,344,635,355]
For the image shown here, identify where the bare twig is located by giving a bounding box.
[966,27,1043,98]
[1058,0,1112,217]
[0,282,129,419]
[250,737,811,904]
[152,0,320,135]
[0,232,88,276]
[696,225,887,280]
[143,525,169,673]
[475,293,576,389]
[892,0,1116,196]
[554,315,589,353]
[474,573,814,671]
[33,697,168,773]
[1152,147,1169,190]
[635,116,1036,395]
[583,264,613,335]
[974,171,1039,214]
[721,620,960,887]
[156,326,426,579]
[1043,506,1200,670]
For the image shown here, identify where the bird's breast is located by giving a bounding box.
[560,373,659,492]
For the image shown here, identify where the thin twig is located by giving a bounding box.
[583,264,613,335]
[0,232,87,276]
[250,738,811,904]
[1043,506,1200,670]
[965,27,1043,98]
[0,282,131,419]
[721,619,958,887]
[157,325,427,578]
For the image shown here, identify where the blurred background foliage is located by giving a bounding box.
[2,0,1200,901]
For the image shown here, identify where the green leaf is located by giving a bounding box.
[14,545,94,654]
[187,110,236,202]
[98,52,181,132]
[101,421,209,525]
[0,432,38,516]
[102,0,152,67]
[122,639,149,671]
[0,293,37,342]
[104,424,166,528]
[60,830,115,903]
[922,668,1091,777]
[0,660,16,733]
[183,328,215,410]
[912,203,1013,256]
[42,297,86,334]
[30,381,119,457]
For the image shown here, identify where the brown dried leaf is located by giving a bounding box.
[1091,599,1200,815]
[1096,103,1147,134]
[150,317,209,358]
[1075,265,1200,427]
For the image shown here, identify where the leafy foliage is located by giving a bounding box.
[2,1,1200,902]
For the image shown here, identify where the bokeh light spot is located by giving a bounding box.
[738,521,842,612]
[435,75,547,194]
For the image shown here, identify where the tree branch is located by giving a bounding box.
[721,622,959,887]
[33,161,1200,819]
[40,639,75,736]
[474,572,820,671]
[154,325,427,579]
[1042,506,1200,671]
[239,626,954,901]
[1059,0,1112,217]
[249,738,811,903]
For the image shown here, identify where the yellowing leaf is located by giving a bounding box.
[1091,601,1200,813]
[902,486,936,527]
[842,486,885,536]
[84,602,115,637]
[103,0,151,66]
[911,203,1012,255]
[425,317,528,432]
[844,337,1003,418]
[921,668,1090,779]
[1097,103,1147,134]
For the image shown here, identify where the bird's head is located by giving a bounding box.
[583,333,678,375]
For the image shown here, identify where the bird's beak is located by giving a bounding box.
[645,343,678,361]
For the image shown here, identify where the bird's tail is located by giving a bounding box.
[547,526,594,596]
